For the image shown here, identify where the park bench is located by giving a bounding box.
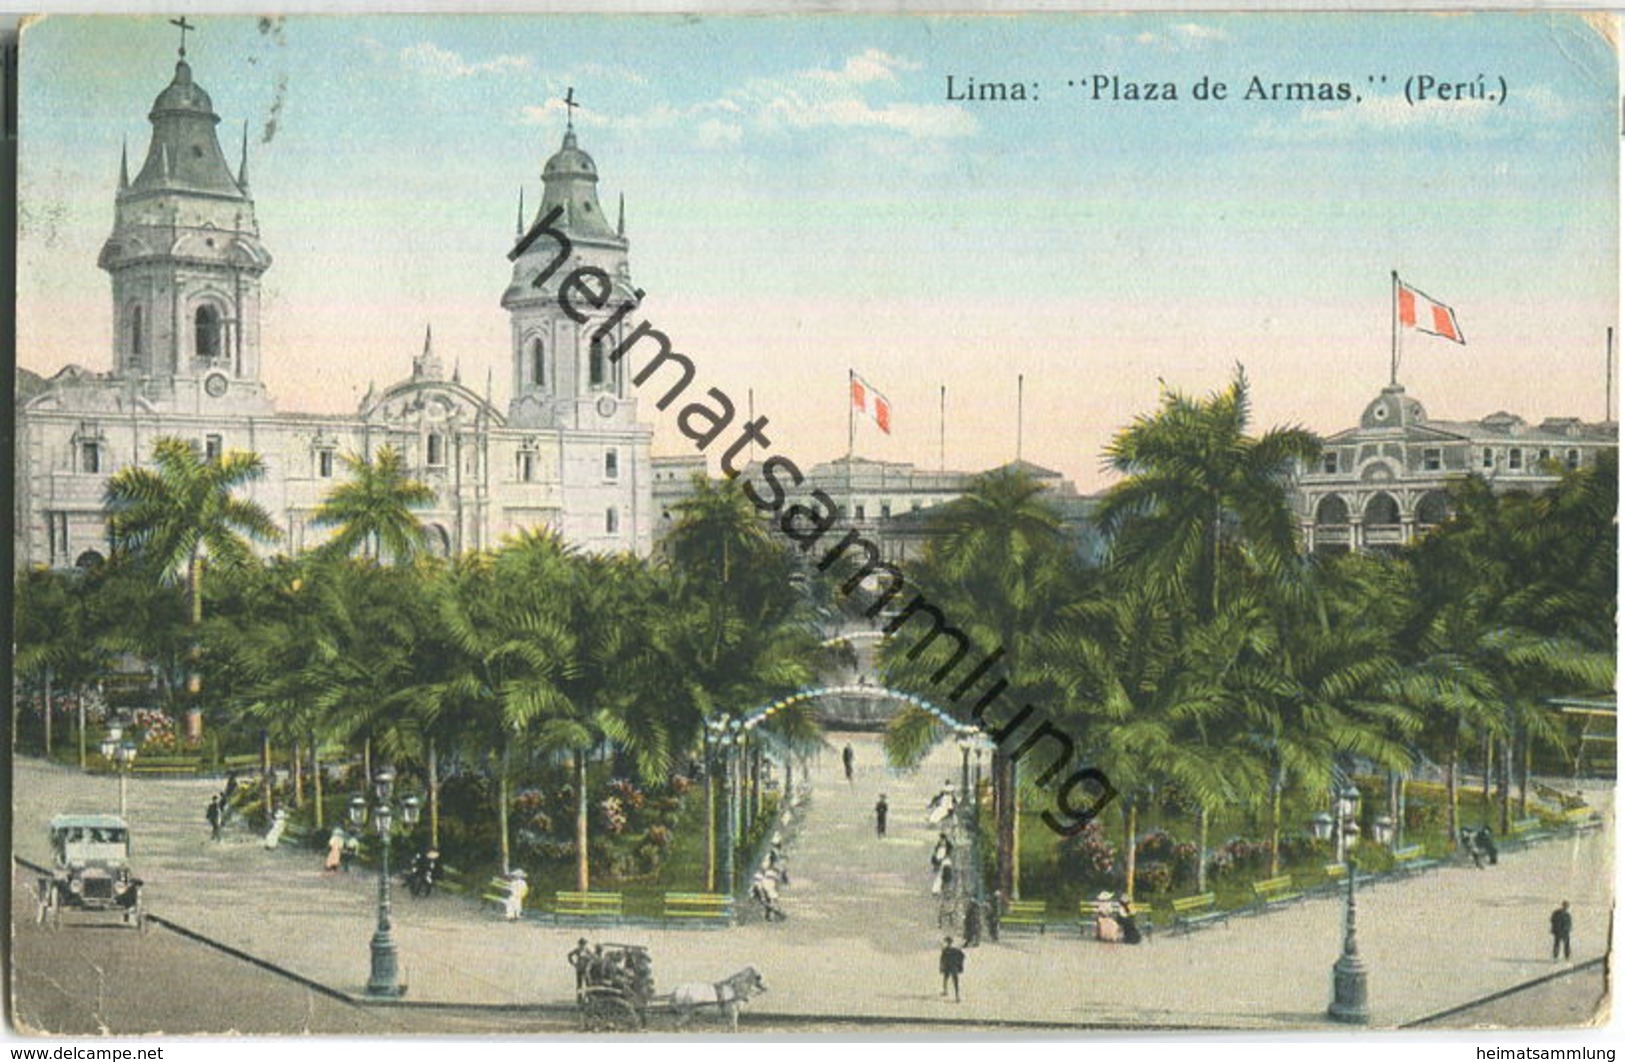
[1250,875,1304,909]
[1000,900,1048,934]
[1169,892,1229,934]
[661,892,734,927]
[1559,807,1601,834]
[552,890,624,924]
[1078,899,1153,941]
[130,756,201,776]
[1389,844,1440,877]
[1504,817,1552,850]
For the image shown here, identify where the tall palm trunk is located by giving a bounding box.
[1445,725,1461,848]
[310,729,324,830]
[1498,738,1512,834]
[427,735,439,849]
[43,668,53,758]
[292,738,303,808]
[1268,760,1284,878]
[260,729,273,816]
[575,749,590,892]
[705,756,717,892]
[497,742,511,873]
[1519,734,1531,818]
[1480,731,1492,804]
[1196,805,1210,893]
[1122,800,1139,902]
[993,750,1017,899]
[77,690,87,769]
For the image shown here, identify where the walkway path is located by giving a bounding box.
[11,743,1614,1031]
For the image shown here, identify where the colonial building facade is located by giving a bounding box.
[15,50,654,569]
[1294,384,1616,555]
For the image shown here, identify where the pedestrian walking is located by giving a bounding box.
[1460,827,1484,869]
[963,896,982,947]
[324,826,345,872]
[205,796,222,842]
[1550,900,1573,961]
[875,794,889,837]
[503,869,529,921]
[1476,825,1499,865]
[987,889,1003,943]
[262,808,287,850]
[842,744,854,782]
[931,832,954,871]
[939,936,965,1002]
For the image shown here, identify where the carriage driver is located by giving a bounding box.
[568,938,592,991]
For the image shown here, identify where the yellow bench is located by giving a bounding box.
[1001,900,1048,933]
[1251,875,1303,908]
[553,890,624,923]
[1169,892,1228,934]
[662,892,733,926]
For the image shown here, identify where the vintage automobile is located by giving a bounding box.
[37,814,145,930]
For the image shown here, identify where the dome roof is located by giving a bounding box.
[150,60,217,120]
[543,130,598,181]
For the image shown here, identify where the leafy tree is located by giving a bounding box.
[310,446,435,564]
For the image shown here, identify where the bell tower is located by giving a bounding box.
[502,96,636,431]
[99,25,273,411]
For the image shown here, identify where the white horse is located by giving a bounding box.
[665,966,768,1031]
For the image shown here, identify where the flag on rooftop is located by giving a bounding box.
[1397,277,1465,344]
[851,372,892,434]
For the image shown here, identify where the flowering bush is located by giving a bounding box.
[1133,860,1174,896]
[607,778,646,811]
[1058,820,1120,891]
[598,795,628,835]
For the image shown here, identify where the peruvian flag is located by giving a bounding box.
[851,372,892,434]
[1397,279,1465,344]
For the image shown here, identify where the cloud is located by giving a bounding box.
[520,47,972,146]
[804,48,922,86]
[398,41,531,79]
[1126,22,1230,52]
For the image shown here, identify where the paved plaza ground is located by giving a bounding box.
[9,734,1615,1033]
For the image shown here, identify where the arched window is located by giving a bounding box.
[1364,492,1401,526]
[195,305,222,361]
[1315,495,1350,526]
[129,305,145,368]
[531,338,545,389]
[1416,491,1453,527]
[590,338,606,389]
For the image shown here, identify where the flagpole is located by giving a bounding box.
[939,384,946,472]
[1390,270,1400,387]
[1016,373,1025,462]
[847,369,855,520]
[1607,328,1615,424]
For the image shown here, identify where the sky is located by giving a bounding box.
[16,12,1619,492]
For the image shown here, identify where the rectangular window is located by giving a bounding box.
[426,434,444,467]
[605,507,619,534]
[1567,449,1581,470]
[1321,453,1338,474]
[49,512,69,565]
[318,450,334,479]
[880,502,892,519]
[80,442,100,475]
[519,451,535,483]
[1482,448,1495,469]
[854,504,866,522]
[1539,448,1552,464]
[1422,448,1442,472]
[205,435,223,462]
[604,449,619,480]
[1508,448,1523,470]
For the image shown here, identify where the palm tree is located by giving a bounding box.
[105,436,279,721]
[1096,366,1320,622]
[310,446,435,564]
[881,466,1077,899]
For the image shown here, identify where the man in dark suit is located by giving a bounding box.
[875,794,888,837]
[939,936,965,1001]
[1550,901,1573,961]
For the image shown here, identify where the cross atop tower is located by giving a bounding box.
[170,16,195,58]
[563,86,578,130]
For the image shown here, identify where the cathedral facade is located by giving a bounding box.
[15,50,654,569]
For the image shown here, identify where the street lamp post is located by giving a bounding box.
[100,731,137,819]
[722,721,742,897]
[348,767,421,999]
[1327,855,1369,1023]
[1333,784,1360,863]
[956,730,973,810]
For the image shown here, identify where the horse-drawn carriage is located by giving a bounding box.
[573,941,767,1032]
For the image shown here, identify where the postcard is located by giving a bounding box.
[9,10,1616,1040]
